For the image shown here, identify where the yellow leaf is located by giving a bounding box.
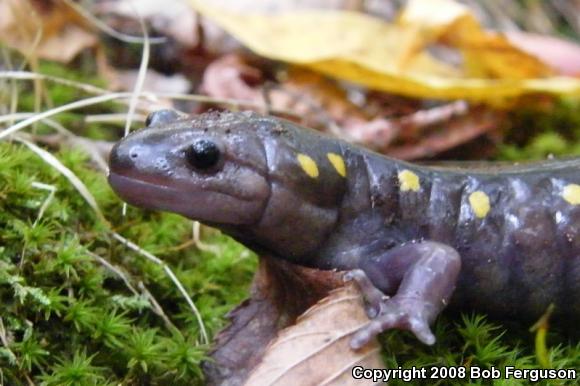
[188,0,580,102]
[400,0,552,79]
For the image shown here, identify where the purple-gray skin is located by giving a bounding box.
[108,110,580,349]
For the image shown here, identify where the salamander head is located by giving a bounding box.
[108,110,272,225]
[109,109,348,260]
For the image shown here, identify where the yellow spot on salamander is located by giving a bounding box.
[297,153,319,178]
[562,184,580,205]
[327,153,346,177]
[398,170,420,192]
[469,191,490,218]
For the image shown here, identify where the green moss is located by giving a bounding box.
[0,141,256,385]
[380,314,579,386]
[498,98,580,160]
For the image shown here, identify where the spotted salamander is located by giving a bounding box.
[108,110,580,349]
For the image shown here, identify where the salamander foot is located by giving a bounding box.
[344,241,461,349]
[346,269,436,349]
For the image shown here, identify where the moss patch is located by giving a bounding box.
[0,141,256,385]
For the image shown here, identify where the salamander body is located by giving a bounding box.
[108,110,580,347]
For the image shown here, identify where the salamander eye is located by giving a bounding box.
[186,139,221,170]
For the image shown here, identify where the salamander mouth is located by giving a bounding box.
[108,172,267,224]
[108,172,189,206]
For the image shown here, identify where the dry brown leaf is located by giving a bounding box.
[388,107,501,159]
[204,257,346,385]
[244,283,383,386]
[115,69,191,94]
[201,56,366,129]
[201,54,264,102]
[0,0,97,62]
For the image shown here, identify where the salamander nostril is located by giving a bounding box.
[109,142,139,171]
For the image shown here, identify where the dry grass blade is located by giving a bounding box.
[62,0,166,44]
[35,126,111,173]
[0,92,133,140]
[87,250,140,296]
[2,114,111,171]
[0,112,39,124]
[30,181,57,226]
[0,71,110,95]
[87,250,178,331]
[0,71,302,117]
[13,136,107,224]
[84,113,147,124]
[123,8,150,138]
[111,232,209,344]
[120,4,151,217]
[192,221,221,255]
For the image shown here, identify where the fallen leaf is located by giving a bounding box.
[201,54,264,102]
[115,69,191,94]
[506,32,580,76]
[0,0,97,62]
[388,107,501,159]
[187,0,580,101]
[399,0,551,80]
[344,101,472,151]
[204,256,345,386]
[201,56,372,132]
[244,282,383,386]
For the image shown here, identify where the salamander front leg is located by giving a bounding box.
[346,241,461,349]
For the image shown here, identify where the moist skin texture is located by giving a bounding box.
[108,110,580,348]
